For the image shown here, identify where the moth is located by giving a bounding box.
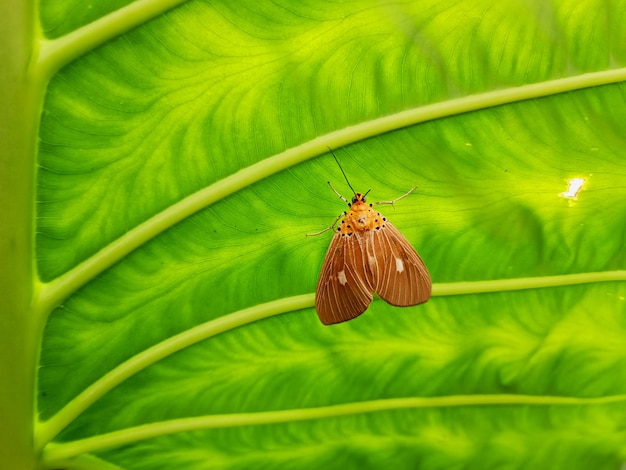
[309,150,432,325]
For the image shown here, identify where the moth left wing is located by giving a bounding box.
[315,232,375,325]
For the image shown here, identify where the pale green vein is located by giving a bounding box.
[433,270,626,296]
[36,68,626,321]
[36,0,188,81]
[42,393,626,465]
[34,270,626,450]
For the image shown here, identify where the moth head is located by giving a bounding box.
[352,193,365,204]
[351,190,371,205]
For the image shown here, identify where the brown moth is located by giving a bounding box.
[310,150,431,324]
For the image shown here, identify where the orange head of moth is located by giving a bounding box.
[338,192,386,235]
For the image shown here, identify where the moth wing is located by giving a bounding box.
[369,221,432,306]
[315,232,374,325]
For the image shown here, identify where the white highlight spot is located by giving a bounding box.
[559,178,585,199]
[395,257,404,273]
[368,255,377,270]
[338,270,348,286]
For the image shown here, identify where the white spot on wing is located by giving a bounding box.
[338,270,348,285]
[368,255,377,270]
[395,257,404,273]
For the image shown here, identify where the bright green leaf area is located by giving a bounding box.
[6,0,626,468]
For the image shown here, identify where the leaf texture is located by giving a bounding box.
[35,0,626,468]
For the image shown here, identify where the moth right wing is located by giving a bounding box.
[368,221,432,307]
[315,232,374,325]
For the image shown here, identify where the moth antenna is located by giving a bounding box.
[327,146,356,196]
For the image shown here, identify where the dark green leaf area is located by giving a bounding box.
[40,0,135,39]
[99,404,626,470]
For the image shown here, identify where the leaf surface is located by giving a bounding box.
[33,1,626,469]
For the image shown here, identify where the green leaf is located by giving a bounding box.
[1,0,625,469]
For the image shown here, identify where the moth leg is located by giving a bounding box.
[371,186,417,207]
[327,181,350,205]
[306,211,346,237]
